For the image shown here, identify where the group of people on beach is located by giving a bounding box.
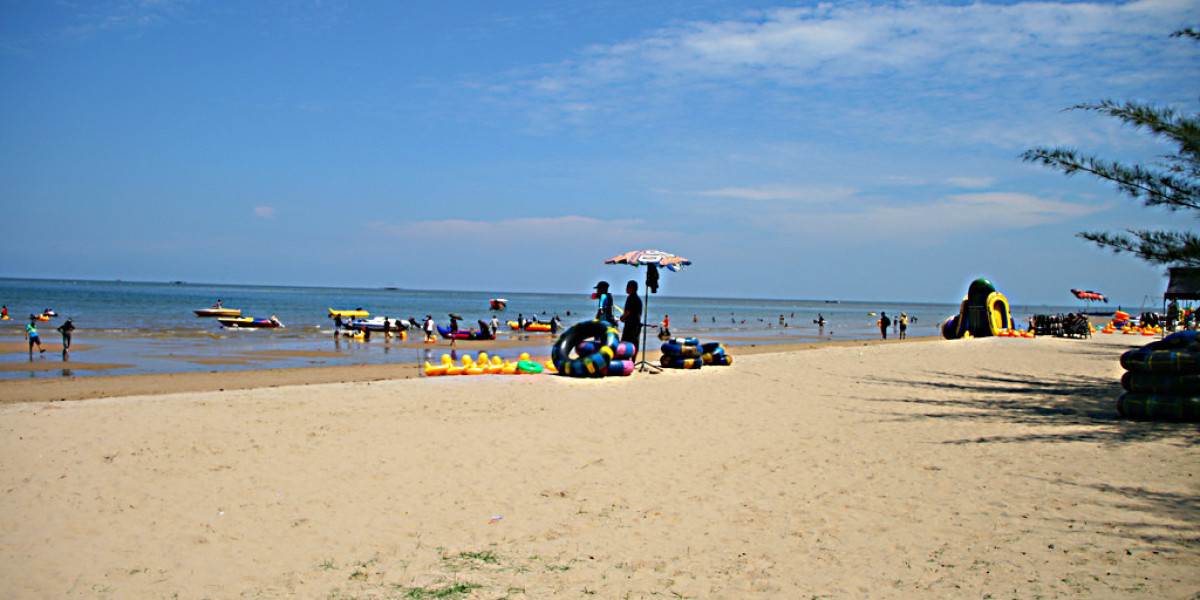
[592,279,649,345]
[877,311,912,340]
[10,305,75,358]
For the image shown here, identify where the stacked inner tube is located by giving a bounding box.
[551,320,635,377]
[660,338,733,369]
[1117,330,1200,422]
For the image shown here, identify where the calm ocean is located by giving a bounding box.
[0,278,1084,379]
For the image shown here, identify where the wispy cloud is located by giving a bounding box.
[760,192,1110,243]
[947,177,997,189]
[488,0,1199,139]
[368,215,685,250]
[691,185,857,202]
[57,0,189,39]
[254,206,275,219]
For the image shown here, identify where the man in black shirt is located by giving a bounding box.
[620,280,642,346]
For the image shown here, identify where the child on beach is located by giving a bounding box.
[26,318,45,356]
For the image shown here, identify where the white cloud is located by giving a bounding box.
[947,177,996,189]
[496,0,1198,134]
[759,192,1109,243]
[368,215,686,251]
[254,206,275,219]
[692,185,857,202]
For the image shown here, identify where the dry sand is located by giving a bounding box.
[0,334,1197,599]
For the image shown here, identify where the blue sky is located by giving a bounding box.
[2,0,1198,305]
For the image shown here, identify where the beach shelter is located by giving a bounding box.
[605,249,693,373]
[1165,267,1200,301]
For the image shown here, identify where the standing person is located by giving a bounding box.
[383,317,392,341]
[899,312,908,339]
[449,315,459,347]
[57,318,75,352]
[879,311,891,340]
[1,305,8,320]
[620,280,642,346]
[423,315,436,343]
[26,318,45,356]
[659,314,671,339]
[490,314,500,337]
[593,281,615,325]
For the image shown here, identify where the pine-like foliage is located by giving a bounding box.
[1020,28,1200,268]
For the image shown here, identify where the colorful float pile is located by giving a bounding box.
[659,338,733,369]
[1116,330,1200,422]
[424,352,551,376]
[550,320,636,377]
[942,278,1016,339]
[1097,311,1166,336]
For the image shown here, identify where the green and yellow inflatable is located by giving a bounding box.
[942,278,1012,339]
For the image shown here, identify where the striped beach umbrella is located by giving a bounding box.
[604,249,691,373]
[604,249,692,271]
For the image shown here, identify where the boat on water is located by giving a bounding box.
[508,320,554,332]
[329,308,369,318]
[438,322,495,340]
[489,298,508,311]
[347,316,412,332]
[194,307,242,317]
[218,316,284,329]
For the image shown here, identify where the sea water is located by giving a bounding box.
[0,278,1084,379]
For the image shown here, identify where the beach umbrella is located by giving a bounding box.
[605,249,693,373]
[1070,288,1109,315]
[605,249,692,273]
[1070,289,1108,303]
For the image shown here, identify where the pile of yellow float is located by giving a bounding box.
[424,352,557,376]
[1098,310,1164,336]
[994,328,1036,338]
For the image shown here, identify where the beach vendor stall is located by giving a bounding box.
[605,249,692,373]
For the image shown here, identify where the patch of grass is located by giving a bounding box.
[403,581,483,599]
[457,550,499,564]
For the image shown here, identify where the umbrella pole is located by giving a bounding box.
[636,273,661,374]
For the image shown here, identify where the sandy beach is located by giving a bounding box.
[1,334,1197,599]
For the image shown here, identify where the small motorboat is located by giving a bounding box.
[195,307,242,317]
[489,298,508,311]
[218,316,284,329]
[347,316,410,332]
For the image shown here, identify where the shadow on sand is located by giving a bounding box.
[867,364,1199,555]
[866,369,1199,446]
